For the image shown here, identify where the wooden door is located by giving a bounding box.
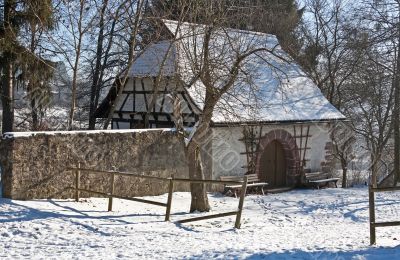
[260,140,287,187]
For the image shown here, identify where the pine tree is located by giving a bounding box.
[0,0,54,132]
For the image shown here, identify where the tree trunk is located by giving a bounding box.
[88,0,108,130]
[67,2,84,130]
[1,1,15,133]
[31,98,39,130]
[393,25,400,185]
[370,154,379,188]
[342,166,347,188]
[1,53,14,133]
[187,142,210,212]
[394,75,400,186]
[340,157,347,188]
[29,26,39,131]
[68,65,79,130]
[185,103,215,212]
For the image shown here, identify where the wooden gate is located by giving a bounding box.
[260,140,287,187]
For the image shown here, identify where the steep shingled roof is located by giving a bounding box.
[100,20,345,124]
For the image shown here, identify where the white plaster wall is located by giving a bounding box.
[210,127,246,178]
[113,121,130,129]
[210,123,333,179]
[307,125,331,171]
[124,78,135,91]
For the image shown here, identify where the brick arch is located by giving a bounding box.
[255,129,301,186]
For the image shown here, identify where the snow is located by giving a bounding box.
[1,188,399,259]
[2,128,175,139]
[128,41,177,77]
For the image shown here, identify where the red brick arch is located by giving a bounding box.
[255,129,301,186]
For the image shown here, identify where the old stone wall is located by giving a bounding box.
[0,129,189,199]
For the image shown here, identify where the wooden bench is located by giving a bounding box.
[220,174,268,197]
[304,172,340,189]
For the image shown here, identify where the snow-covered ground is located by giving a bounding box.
[0,188,399,259]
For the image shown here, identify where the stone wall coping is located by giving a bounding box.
[2,128,175,139]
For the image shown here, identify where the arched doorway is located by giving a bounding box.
[260,140,287,187]
[255,129,301,188]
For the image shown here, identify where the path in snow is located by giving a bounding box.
[0,187,399,259]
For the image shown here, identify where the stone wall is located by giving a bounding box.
[0,129,189,199]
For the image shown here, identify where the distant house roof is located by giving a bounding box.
[99,20,345,124]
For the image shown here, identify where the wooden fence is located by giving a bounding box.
[369,185,400,245]
[67,165,248,229]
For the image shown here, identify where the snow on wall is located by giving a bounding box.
[2,128,174,138]
[0,130,189,199]
[210,123,333,181]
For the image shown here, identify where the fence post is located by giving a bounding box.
[108,172,115,212]
[165,174,174,221]
[369,186,376,245]
[75,162,81,202]
[235,176,248,229]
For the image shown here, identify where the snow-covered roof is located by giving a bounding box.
[128,41,177,77]
[128,20,345,123]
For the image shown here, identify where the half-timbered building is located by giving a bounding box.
[96,20,346,189]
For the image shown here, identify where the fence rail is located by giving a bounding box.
[369,185,400,245]
[68,166,248,228]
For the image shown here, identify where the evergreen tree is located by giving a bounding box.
[148,0,303,54]
[0,0,54,132]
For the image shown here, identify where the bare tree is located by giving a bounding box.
[87,0,135,129]
[160,1,288,212]
[49,0,97,130]
[87,0,110,129]
[102,0,149,129]
[298,0,363,108]
[353,0,400,186]
[296,0,387,186]
[331,122,355,187]
[346,45,394,187]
